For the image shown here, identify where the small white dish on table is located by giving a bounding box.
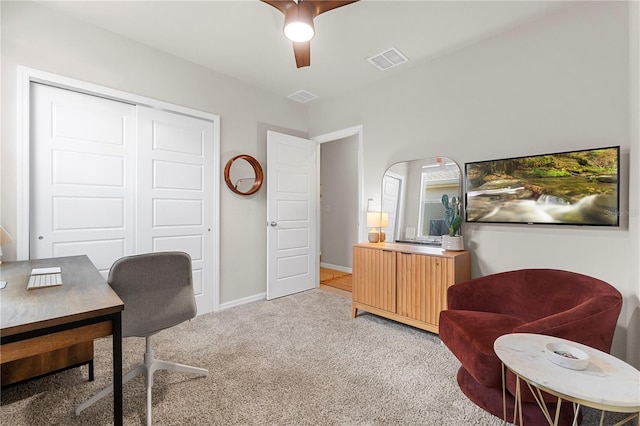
[544,342,590,370]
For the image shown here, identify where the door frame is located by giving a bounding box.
[15,66,221,311]
[312,125,365,262]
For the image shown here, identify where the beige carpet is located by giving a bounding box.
[0,289,612,425]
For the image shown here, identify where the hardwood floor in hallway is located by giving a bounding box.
[319,267,352,294]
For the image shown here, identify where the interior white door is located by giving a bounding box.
[382,172,402,242]
[30,83,137,277]
[266,131,318,300]
[136,106,215,315]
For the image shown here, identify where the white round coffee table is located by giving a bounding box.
[494,333,640,426]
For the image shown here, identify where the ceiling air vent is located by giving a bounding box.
[288,89,319,103]
[367,47,409,71]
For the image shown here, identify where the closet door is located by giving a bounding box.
[136,106,215,315]
[30,84,216,315]
[30,83,137,277]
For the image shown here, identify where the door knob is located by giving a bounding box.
[270,221,278,227]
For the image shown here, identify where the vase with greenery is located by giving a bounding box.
[441,194,464,250]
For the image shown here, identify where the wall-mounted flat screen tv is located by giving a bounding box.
[465,146,620,226]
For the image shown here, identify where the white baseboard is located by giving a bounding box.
[217,292,266,311]
[320,262,352,274]
[215,264,352,312]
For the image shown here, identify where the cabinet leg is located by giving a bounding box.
[351,304,358,318]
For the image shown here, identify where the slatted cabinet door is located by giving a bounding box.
[427,255,457,326]
[397,252,424,321]
[352,246,396,313]
[397,253,454,326]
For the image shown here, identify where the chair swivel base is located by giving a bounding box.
[76,336,208,425]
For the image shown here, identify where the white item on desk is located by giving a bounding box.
[27,267,62,289]
[31,267,62,275]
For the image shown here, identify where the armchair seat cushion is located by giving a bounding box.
[439,310,525,388]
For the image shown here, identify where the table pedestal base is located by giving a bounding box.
[502,363,640,426]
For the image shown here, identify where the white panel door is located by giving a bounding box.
[136,106,215,315]
[266,131,318,300]
[30,83,136,277]
[382,172,402,242]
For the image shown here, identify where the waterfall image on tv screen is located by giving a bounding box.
[465,146,620,226]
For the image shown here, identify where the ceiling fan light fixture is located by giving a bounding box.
[261,0,359,67]
[284,21,315,42]
[283,5,315,42]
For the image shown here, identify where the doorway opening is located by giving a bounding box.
[314,125,364,294]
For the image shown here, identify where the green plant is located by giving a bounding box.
[442,194,462,237]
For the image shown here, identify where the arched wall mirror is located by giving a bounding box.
[224,154,264,196]
[380,156,461,245]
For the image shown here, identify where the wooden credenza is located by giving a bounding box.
[352,242,471,334]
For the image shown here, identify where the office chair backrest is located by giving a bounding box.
[107,252,197,338]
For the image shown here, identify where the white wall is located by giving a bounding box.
[0,1,308,304]
[309,1,639,366]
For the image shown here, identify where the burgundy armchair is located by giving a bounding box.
[439,268,623,425]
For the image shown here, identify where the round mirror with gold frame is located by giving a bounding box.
[224,154,264,196]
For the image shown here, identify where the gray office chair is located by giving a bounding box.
[76,252,208,425]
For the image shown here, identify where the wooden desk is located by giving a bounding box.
[0,255,124,425]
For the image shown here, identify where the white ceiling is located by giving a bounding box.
[39,0,571,102]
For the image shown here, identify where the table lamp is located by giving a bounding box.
[378,213,389,242]
[367,212,381,243]
[367,212,389,243]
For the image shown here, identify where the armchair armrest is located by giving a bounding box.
[512,296,622,352]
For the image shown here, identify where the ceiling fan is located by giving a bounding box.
[261,0,359,68]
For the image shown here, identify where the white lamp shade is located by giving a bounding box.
[380,213,389,228]
[367,212,389,228]
[367,212,381,228]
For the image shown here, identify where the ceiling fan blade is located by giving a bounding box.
[293,41,311,68]
[261,0,295,15]
[306,0,359,17]
[262,0,359,17]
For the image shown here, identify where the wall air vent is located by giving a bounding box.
[367,47,409,71]
[288,89,319,103]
